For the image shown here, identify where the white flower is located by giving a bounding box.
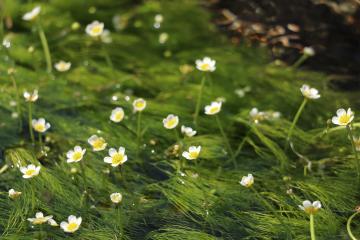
[85,21,104,37]
[303,47,315,57]
[101,29,112,43]
[204,101,222,115]
[163,114,179,129]
[195,57,216,72]
[88,135,107,151]
[299,200,322,215]
[181,125,196,137]
[60,215,82,233]
[112,15,126,31]
[54,61,71,72]
[2,39,10,48]
[48,218,58,226]
[8,189,22,199]
[235,86,251,98]
[32,118,51,133]
[66,146,86,163]
[353,137,360,151]
[240,174,254,188]
[27,212,53,225]
[23,90,38,102]
[104,147,128,167]
[300,84,320,99]
[110,192,123,203]
[182,146,201,160]
[159,33,169,44]
[20,164,41,179]
[332,108,354,126]
[249,108,265,124]
[110,107,124,123]
[133,98,146,112]
[154,14,164,24]
[22,6,41,21]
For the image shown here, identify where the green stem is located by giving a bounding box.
[38,133,43,151]
[347,125,360,181]
[347,211,359,240]
[37,22,52,73]
[310,214,316,240]
[229,129,251,165]
[120,165,127,188]
[30,182,35,210]
[0,5,4,40]
[28,102,35,144]
[193,74,206,126]
[136,112,142,159]
[174,128,181,144]
[39,224,45,240]
[287,98,308,143]
[79,160,88,193]
[215,115,235,163]
[9,74,22,131]
[293,55,309,69]
[102,44,113,69]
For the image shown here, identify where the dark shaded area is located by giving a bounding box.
[210,0,360,90]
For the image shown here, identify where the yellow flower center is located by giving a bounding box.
[339,114,351,124]
[165,118,177,128]
[34,123,45,132]
[189,151,199,159]
[112,153,124,165]
[67,222,78,231]
[33,218,46,225]
[58,63,67,70]
[91,25,102,35]
[25,169,36,176]
[200,63,210,71]
[305,207,318,215]
[92,139,105,150]
[209,106,219,114]
[115,112,124,121]
[73,152,82,161]
[135,102,144,109]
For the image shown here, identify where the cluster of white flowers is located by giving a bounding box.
[249,108,281,124]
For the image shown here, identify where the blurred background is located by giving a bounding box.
[209,0,360,90]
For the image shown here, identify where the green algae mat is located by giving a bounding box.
[0,0,359,239]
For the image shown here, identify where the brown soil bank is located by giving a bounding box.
[210,0,360,90]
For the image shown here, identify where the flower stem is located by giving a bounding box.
[347,125,360,181]
[287,98,308,143]
[229,129,251,166]
[37,22,52,73]
[174,128,181,144]
[30,182,36,210]
[120,165,127,188]
[215,115,235,164]
[347,211,359,240]
[136,112,142,159]
[28,102,35,144]
[194,74,206,126]
[9,74,22,131]
[102,44,113,69]
[310,214,316,240]
[293,55,309,69]
[79,160,88,192]
[38,133,43,151]
[39,224,45,240]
